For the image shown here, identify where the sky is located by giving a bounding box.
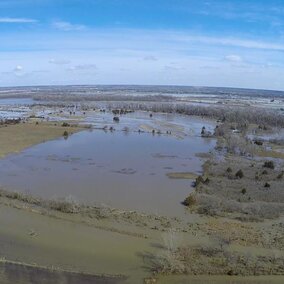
[0,0,284,90]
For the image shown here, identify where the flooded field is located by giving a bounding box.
[0,262,125,284]
[0,98,35,119]
[0,88,283,284]
[0,126,215,216]
[0,98,35,106]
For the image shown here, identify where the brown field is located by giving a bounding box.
[0,121,84,158]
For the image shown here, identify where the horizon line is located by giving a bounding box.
[0,83,284,93]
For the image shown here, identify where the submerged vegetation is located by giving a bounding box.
[104,102,284,128]
[183,118,284,222]
[0,87,283,282]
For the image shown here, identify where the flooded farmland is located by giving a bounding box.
[0,113,215,217]
[0,87,283,284]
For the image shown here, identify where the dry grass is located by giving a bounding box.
[185,155,284,221]
[166,172,198,180]
[0,121,84,158]
[256,149,284,159]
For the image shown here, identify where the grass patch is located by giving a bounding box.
[166,172,198,180]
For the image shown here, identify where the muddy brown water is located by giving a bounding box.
[0,127,215,217]
[0,262,126,284]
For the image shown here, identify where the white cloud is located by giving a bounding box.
[224,55,243,62]
[52,21,86,31]
[67,64,97,71]
[0,29,284,90]
[49,58,70,65]
[14,65,23,71]
[163,65,185,71]
[0,17,37,23]
[172,34,284,51]
[143,55,158,61]
[11,65,26,77]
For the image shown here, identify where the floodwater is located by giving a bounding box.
[0,127,215,217]
[0,262,126,284]
[84,111,216,136]
[0,98,35,119]
[0,98,34,106]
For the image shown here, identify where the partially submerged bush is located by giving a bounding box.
[195,176,207,187]
[201,126,212,137]
[223,134,256,157]
[0,190,41,206]
[235,170,244,179]
[152,229,185,274]
[277,171,284,179]
[263,161,275,169]
[226,167,232,173]
[264,182,271,188]
[104,101,284,128]
[48,196,80,213]
[254,140,263,146]
[62,122,70,127]
[183,194,197,207]
[0,188,82,214]
[122,126,129,132]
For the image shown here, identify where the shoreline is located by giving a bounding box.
[0,106,283,283]
[0,120,86,159]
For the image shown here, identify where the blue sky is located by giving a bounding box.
[0,0,284,90]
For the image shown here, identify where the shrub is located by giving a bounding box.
[183,194,197,207]
[62,122,70,127]
[264,182,271,188]
[263,161,275,169]
[225,134,256,157]
[277,171,284,179]
[262,170,268,175]
[254,140,263,146]
[204,178,210,184]
[226,167,232,173]
[241,188,247,195]
[49,196,80,213]
[235,170,244,179]
[105,102,284,128]
[152,229,185,274]
[195,176,205,186]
